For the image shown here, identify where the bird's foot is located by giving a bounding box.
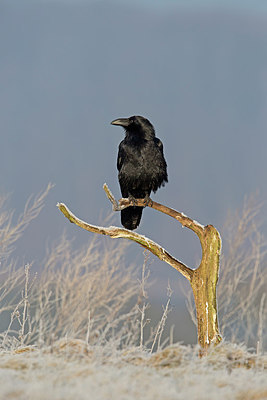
[128,195,138,206]
[143,194,153,207]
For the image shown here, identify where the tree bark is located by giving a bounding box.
[190,225,222,350]
[57,183,222,352]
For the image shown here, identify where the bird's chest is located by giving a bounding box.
[120,141,161,188]
[122,141,152,172]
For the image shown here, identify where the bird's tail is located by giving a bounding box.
[121,206,143,230]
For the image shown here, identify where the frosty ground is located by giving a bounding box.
[0,341,266,400]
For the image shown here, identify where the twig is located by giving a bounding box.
[138,252,151,349]
[103,183,205,240]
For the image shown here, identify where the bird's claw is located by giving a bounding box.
[143,194,153,207]
[128,195,138,206]
[127,194,152,207]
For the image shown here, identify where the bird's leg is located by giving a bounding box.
[143,194,153,207]
[128,194,153,207]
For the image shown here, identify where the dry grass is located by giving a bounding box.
[0,224,140,350]
[0,184,52,260]
[0,188,266,399]
[0,189,266,353]
[219,194,267,351]
[29,234,140,347]
[0,187,172,352]
[0,341,265,400]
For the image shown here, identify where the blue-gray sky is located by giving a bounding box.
[54,0,267,13]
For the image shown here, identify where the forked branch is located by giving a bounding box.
[57,201,192,281]
[103,183,205,240]
[57,183,222,350]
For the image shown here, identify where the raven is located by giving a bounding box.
[111,115,168,230]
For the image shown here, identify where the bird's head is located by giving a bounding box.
[111,115,155,136]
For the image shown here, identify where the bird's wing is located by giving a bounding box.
[117,142,125,172]
[155,138,164,155]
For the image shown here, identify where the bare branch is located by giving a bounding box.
[57,202,193,281]
[103,183,205,239]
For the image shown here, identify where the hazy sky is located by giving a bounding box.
[11,0,267,11]
[124,0,267,10]
[54,0,267,12]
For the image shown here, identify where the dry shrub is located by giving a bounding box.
[218,194,267,351]
[0,186,174,353]
[29,234,140,347]
[4,186,265,354]
[0,187,141,350]
[0,185,53,347]
[0,185,52,260]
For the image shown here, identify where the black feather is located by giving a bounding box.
[111,115,168,230]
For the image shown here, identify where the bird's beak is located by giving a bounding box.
[110,118,130,127]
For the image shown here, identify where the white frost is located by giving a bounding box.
[206,302,210,344]
[193,220,205,229]
[0,344,266,400]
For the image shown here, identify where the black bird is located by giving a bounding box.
[111,115,168,230]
